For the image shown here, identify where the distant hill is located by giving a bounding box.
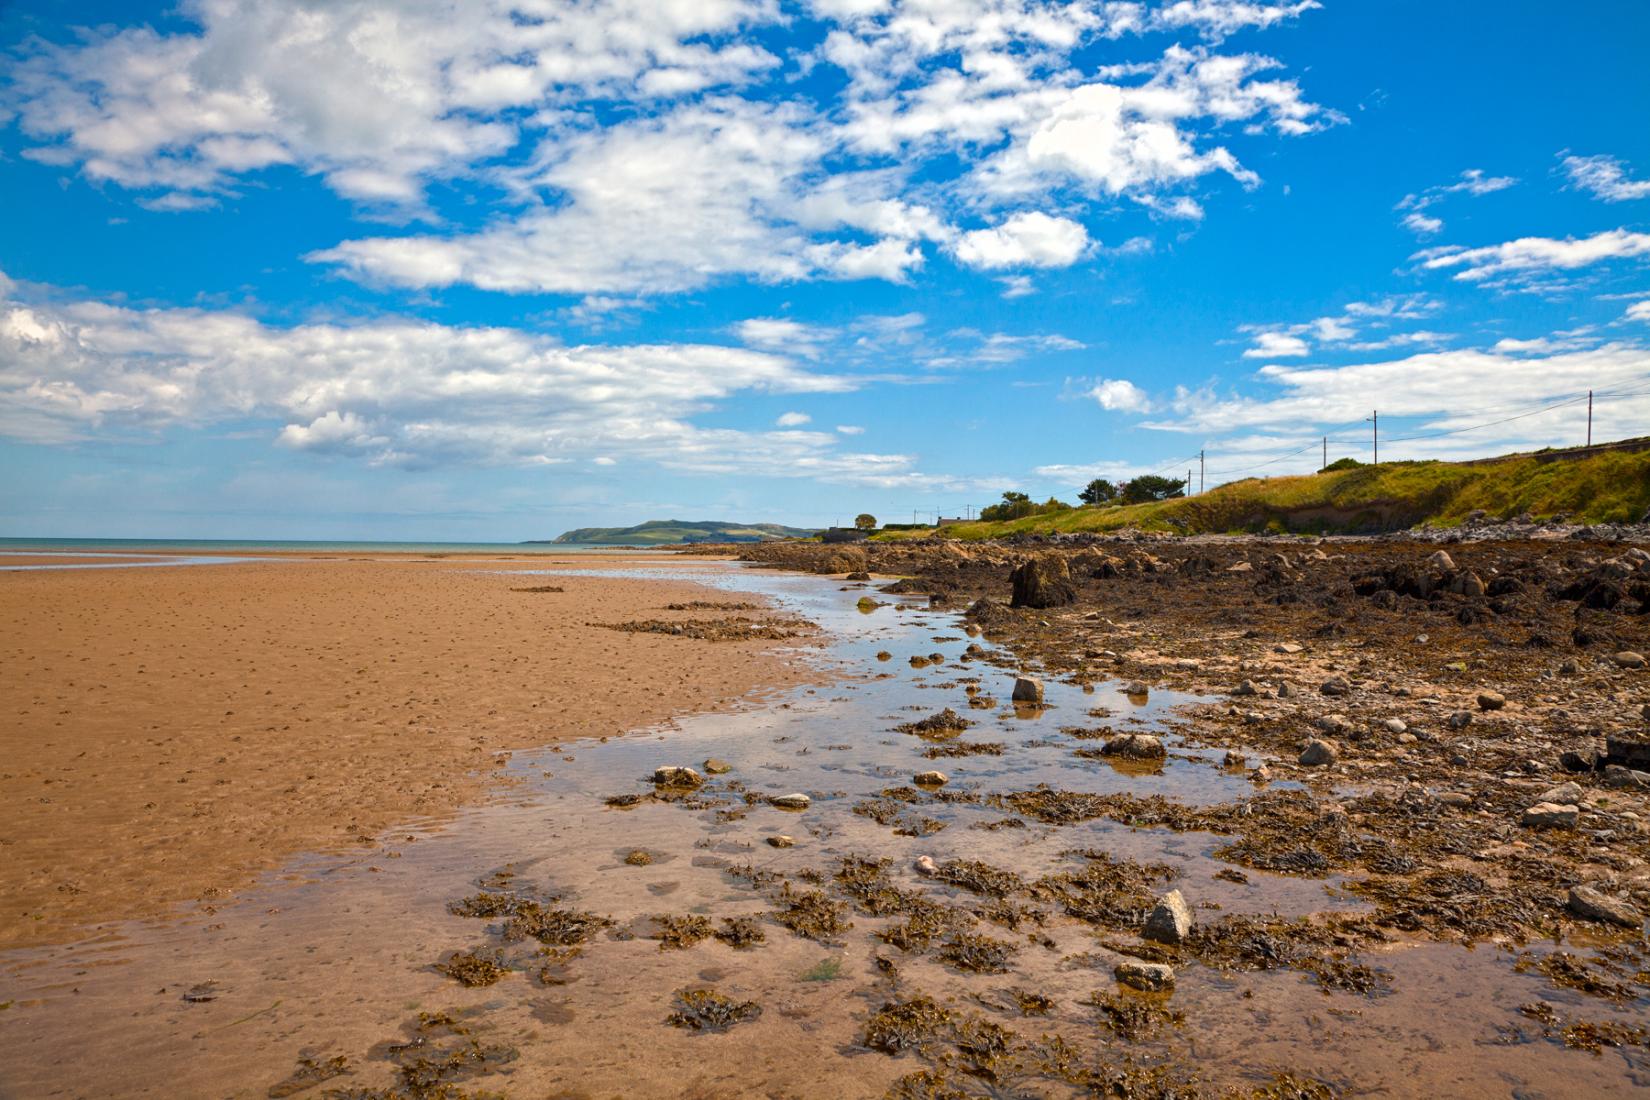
[535,519,819,546]
[886,443,1650,540]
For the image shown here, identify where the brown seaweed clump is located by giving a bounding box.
[1084,991,1185,1041]
[499,902,613,947]
[863,996,953,1053]
[896,708,973,739]
[714,915,767,948]
[351,1011,518,1099]
[510,584,564,593]
[654,913,714,950]
[932,858,1024,898]
[434,947,510,987]
[267,1054,349,1098]
[598,616,810,641]
[666,988,762,1032]
[938,932,1017,974]
[773,886,853,941]
[882,1070,972,1100]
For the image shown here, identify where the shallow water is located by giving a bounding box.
[0,563,1643,1098]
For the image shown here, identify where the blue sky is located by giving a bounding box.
[1,0,1648,539]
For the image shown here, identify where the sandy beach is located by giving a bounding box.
[0,553,810,949]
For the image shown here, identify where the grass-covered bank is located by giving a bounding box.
[890,448,1650,540]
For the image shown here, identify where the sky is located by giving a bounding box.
[1,0,1648,540]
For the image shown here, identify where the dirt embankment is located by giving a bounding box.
[0,556,812,947]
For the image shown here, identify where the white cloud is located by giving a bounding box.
[1395,169,1515,236]
[1561,154,1650,202]
[1087,377,1152,411]
[1416,229,1650,283]
[1401,211,1443,236]
[1242,331,1310,358]
[952,211,1091,269]
[836,424,865,434]
[1152,1,1321,39]
[1625,300,1650,323]
[735,317,836,357]
[1239,295,1444,359]
[775,411,812,426]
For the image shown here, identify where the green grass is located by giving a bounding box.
[884,447,1650,540]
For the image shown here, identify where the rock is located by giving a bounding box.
[1299,739,1339,766]
[1010,556,1076,609]
[1120,680,1149,696]
[1383,718,1408,734]
[703,757,733,775]
[1102,733,1166,759]
[767,835,795,848]
[653,765,703,787]
[1275,642,1304,655]
[1567,886,1642,928]
[913,770,949,786]
[1446,711,1473,730]
[1477,691,1506,711]
[1227,561,1253,573]
[1521,802,1579,829]
[1233,679,1259,697]
[770,792,812,810]
[1314,714,1350,735]
[1428,550,1456,571]
[1142,889,1193,944]
[914,855,938,876]
[1559,750,1596,773]
[1011,676,1044,704]
[1115,961,1175,992]
[1539,781,1584,805]
[846,570,871,580]
[1559,659,1581,675]
[1397,732,1418,745]
[1320,676,1351,697]
[1222,750,1247,768]
[1276,681,1296,698]
[1602,765,1647,789]
[1452,572,1487,598]
[1438,792,1473,808]
[1613,651,1647,669]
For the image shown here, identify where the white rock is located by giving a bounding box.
[1115,961,1175,992]
[1521,802,1579,829]
[913,770,949,786]
[914,855,938,876]
[1142,889,1193,944]
[771,792,812,810]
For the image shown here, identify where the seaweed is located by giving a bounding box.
[654,913,714,950]
[773,886,852,941]
[714,915,767,949]
[666,988,762,1032]
[435,948,510,987]
[1084,991,1185,1041]
[896,709,974,739]
[938,933,1017,974]
[268,1054,349,1098]
[932,859,1024,898]
[864,996,953,1053]
[498,903,612,947]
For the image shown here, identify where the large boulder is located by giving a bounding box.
[1010,555,1076,609]
[1142,889,1193,944]
[1568,885,1642,928]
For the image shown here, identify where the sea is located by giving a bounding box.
[0,538,634,553]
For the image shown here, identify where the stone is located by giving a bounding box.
[1320,676,1351,697]
[1428,550,1456,572]
[1521,802,1579,829]
[1477,692,1506,711]
[767,835,795,848]
[1559,659,1581,675]
[1602,765,1647,789]
[1010,556,1076,609]
[1227,561,1253,573]
[1142,889,1193,944]
[1276,681,1296,698]
[1011,676,1044,704]
[1446,711,1473,730]
[1452,572,1487,598]
[1314,714,1351,735]
[1121,680,1149,696]
[1383,718,1408,734]
[1438,792,1473,808]
[1275,642,1304,655]
[1299,739,1339,766]
[1567,886,1642,928]
[914,855,938,876]
[703,758,733,775]
[1102,733,1166,759]
[1115,961,1175,992]
[1222,750,1247,768]
[846,570,871,581]
[1613,651,1647,669]
[653,765,703,786]
[913,770,949,786]
[1559,750,1595,773]
[770,792,812,810]
[1233,679,1259,697]
[1539,781,1584,805]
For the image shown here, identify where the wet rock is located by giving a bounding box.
[1521,802,1579,829]
[767,835,795,849]
[1320,676,1351,697]
[1567,886,1642,928]
[913,770,949,786]
[1010,556,1076,609]
[1120,680,1149,696]
[1142,889,1193,944]
[1102,733,1165,760]
[770,792,812,810]
[1614,651,1647,669]
[1011,676,1044,704]
[1428,550,1456,572]
[914,855,938,877]
[1477,691,1506,711]
[1299,739,1339,766]
[653,766,703,787]
[703,758,733,775]
[1222,750,1247,768]
[1232,680,1259,697]
[1115,961,1175,992]
[846,570,871,581]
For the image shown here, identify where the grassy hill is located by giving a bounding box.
[539,519,819,545]
[891,448,1650,540]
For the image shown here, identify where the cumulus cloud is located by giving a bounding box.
[836,424,865,434]
[1625,299,1650,323]
[1415,229,1650,284]
[1087,378,1152,411]
[952,212,1091,269]
[775,411,812,426]
[1561,153,1650,202]
[1237,296,1445,360]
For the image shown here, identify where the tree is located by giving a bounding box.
[1078,478,1118,506]
[979,491,1036,522]
[854,513,877,530]
[1120,475,1186,504]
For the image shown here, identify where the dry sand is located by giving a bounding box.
[0,554,809,948]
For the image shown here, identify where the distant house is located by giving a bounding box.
[936,516,968,526]
[821,526,870,543]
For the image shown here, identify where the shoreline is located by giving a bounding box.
[0,552,815,949]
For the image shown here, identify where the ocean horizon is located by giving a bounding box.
[0,537,640,553]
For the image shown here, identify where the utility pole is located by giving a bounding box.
[1322,436,1327,471]
[1186,469,1192,497]
[1368,410,1378,465]
[1199,449,1205,494]
[1587,390,1593,447]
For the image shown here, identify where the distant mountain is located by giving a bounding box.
[533,519,819,546]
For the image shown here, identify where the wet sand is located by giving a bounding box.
[0,554,810,949]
